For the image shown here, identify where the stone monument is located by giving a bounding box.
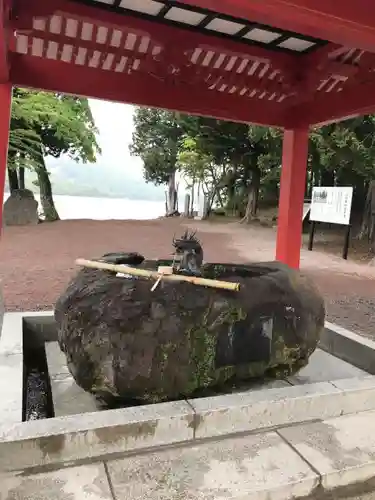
[3,189,39,226]
[55,231,325,405]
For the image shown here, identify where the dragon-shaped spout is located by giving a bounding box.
[172,230,203,276]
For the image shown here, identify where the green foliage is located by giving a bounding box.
[177,137,215,185]
[11,89,100,163]
[311,116,375,181]
[8,89,100,221]
[9,89,100,176]
[129,108,184,185]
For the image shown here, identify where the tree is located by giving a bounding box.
[8,90,45,192]
[178,117,282,221]
[9,89,100,221]
[177,136,226,213]
[129,108,185,215]
[310,116,375,251]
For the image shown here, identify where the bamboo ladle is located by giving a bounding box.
[75,258,240,292]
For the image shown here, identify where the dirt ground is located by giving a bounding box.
[0,218,374,338]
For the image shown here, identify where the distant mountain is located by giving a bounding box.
[9,157,167,202]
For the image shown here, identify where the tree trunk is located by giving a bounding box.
[320,169,335,186]
[225,173,237,217]
[36,155,60,222]
[208,166,225,208]
[190,181,195,217]
[214,184,224,208]
[7,167,19,192]
[241,169,261,224]
[166,170,177,215]
[359,180,375,253]
[308,172,314,199]
[18,167,25,189]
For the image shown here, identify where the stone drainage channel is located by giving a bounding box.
[1,313,375,499]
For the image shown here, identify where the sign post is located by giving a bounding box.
[309,186,353,259]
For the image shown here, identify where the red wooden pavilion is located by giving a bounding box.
[1,0,375,268]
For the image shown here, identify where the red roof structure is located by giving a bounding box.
[2,0,375,268]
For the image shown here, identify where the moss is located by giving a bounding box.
[184,300,251,395]
[226,305,247,322]
[272,335,301,365]
[185,300,217,392]
[234,361,270,380]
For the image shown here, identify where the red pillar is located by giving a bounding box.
[0,83,11,231]
[276,127,309,269]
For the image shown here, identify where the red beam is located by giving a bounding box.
[14,28,162,72]
[193,63,291,96]
[21,29,153,61]
[15,27,295,93]
[0,0,11,82]
[301,43,344,67]
[12,0,295,73]
[10,54,287,127]
[286,62,359,107]
[14,27,290,93]
[179,0,375,53]
[0,83,12,231]
[285,46,367,108]
[290,79,375,127]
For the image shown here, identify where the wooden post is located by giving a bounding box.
[276,128,309,269]
[0,83,12,232]
[342,224,351,260]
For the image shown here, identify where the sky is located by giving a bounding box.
[87,99,187,189]
[88,99,144,180]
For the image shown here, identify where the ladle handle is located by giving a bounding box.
[75,258,240,292]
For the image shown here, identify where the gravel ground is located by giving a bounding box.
[0,218,374,338]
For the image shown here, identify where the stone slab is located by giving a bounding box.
[0,353,23,425]
[0,462,112,499]
[331,376,375,391]
[50,377,100,417]
[0,400,195,472]
[0,312,23,356]
[279,410,375,490]
[23,311,57,343]
[238,379,291,392]
[45,342,99,417]
[189,379,375,440]
[45,341,99,417]
[45,341,70,380]
[288,349,369,385]
[107,431,319,500]
[321,322,375,374]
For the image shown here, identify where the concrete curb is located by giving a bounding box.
[187,377,375,440]
[321,321,375,373]
[1,377,375,473]
[0,400,195,472]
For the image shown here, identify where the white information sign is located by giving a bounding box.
[310,186,353,225]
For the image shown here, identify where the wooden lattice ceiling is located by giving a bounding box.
[5,0,375,128]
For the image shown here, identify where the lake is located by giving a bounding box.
[3,194,166,220]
